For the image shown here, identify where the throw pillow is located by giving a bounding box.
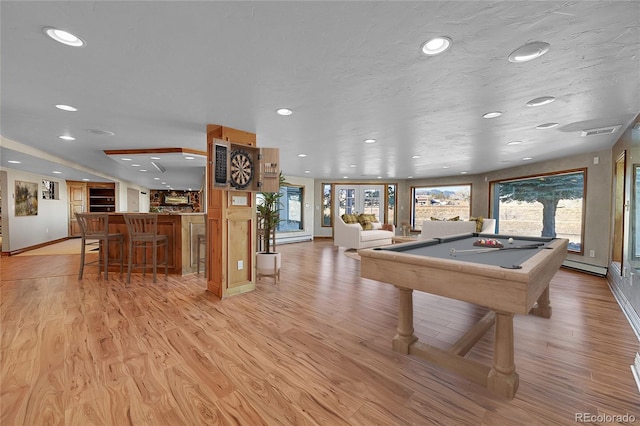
[342,213,359,224]
[357,213,378,231]
[370,221,382,230]
[447,216,460,221]
[381,223,393,231]
[470,216,484,232]
[430,217,443,221]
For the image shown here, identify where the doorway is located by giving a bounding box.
[613,151,626,273]
[334,185,385,220]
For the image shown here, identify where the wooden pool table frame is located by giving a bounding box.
[359,235,568,399]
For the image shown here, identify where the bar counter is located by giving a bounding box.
[106,212,205,276]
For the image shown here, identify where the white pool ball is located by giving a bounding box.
[508,237,514,244]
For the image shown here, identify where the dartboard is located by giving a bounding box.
[229,149,254,189]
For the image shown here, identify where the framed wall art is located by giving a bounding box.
[15,180,38,216]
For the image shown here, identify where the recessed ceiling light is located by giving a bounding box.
[442,165,450,169]
[460,171,468,174]
[52,171,62,174]
[508,42,550,63]
[522,157,533,161]
[139,169,147,172]
[8,160,21,164]
[87,129,115,136]
[161,182,167,184]
[150,156,161,160]
[121,158,132,161]
[184,156,195,160]
[377,176,382,179]
[421,36,452,55]
[343,176,349,179]
[59,135,75,141]
[350,164,356,168]
[536,122,559,129]
[82,178,90,181]
[526,96,555,107]
[188,188,193,191]
[411,155,421,159]
[44,27,85,47]
[364,139,376,144]
[483,111,503,119]
[506,141,522,146]
[153,177,160,180]
[132,164,141,167]
[298,154,307,157]
[55,104,77,112]
[276,108,293,116]
[304,170,311,174]
[407,176,413,179]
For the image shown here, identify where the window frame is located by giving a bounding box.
[489,168,587,254]
[410,184,472,230]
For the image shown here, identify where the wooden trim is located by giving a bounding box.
[6,237,70,256]
[103,147,207,156]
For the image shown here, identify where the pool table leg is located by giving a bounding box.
[487,311,519,399]
[529,285,552,318]
[392,287,418,353]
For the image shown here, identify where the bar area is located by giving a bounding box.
[105,212,205,276]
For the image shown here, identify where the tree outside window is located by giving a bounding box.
[493,169,585,253]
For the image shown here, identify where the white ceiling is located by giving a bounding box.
[1,1,639,190]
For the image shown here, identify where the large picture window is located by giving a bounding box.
[411,185,471,230]
[491,169,585,253]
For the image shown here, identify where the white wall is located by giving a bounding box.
[1,167,68,252]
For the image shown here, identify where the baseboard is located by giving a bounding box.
[275,235,313,245]
[562,259,608,277]
[8,237,70,256]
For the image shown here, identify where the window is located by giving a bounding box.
[322,183,332,227]
[328,183,397,225]
[42,180,58,200]
[387,184,396,225]
[276,186,303,233]
[491,169,585,253]
[411,184,471,230]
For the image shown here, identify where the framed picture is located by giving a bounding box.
[15,180,38,216]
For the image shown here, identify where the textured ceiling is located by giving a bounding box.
[1,1,639,190]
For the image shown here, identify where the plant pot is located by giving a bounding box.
[256,252,281,282]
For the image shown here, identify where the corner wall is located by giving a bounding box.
[1,167,68,252]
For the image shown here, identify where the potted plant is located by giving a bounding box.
[256,173,286,280]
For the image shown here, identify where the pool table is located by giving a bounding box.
[359,233,568,399]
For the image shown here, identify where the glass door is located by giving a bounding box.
[335,185,384,220]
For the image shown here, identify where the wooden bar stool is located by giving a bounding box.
[75,212,124,280]
[123,213,168,283]
[196,234,206,274]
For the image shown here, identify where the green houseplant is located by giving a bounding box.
[256,173,286,281]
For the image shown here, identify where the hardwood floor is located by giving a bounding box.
[1,240,638,425]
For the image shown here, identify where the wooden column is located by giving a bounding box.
[206,125,256,298]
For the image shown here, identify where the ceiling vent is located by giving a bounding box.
[580,125,621,137]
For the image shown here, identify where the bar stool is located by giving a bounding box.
[75,212,124,280]
[123,213,168,283]
[196,234,206,274]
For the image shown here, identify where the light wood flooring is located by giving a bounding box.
[1,240,638,425]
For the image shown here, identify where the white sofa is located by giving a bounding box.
[334,216,395,249]
[419,218,496,240]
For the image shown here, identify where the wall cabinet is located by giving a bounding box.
[88,183,116,213]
